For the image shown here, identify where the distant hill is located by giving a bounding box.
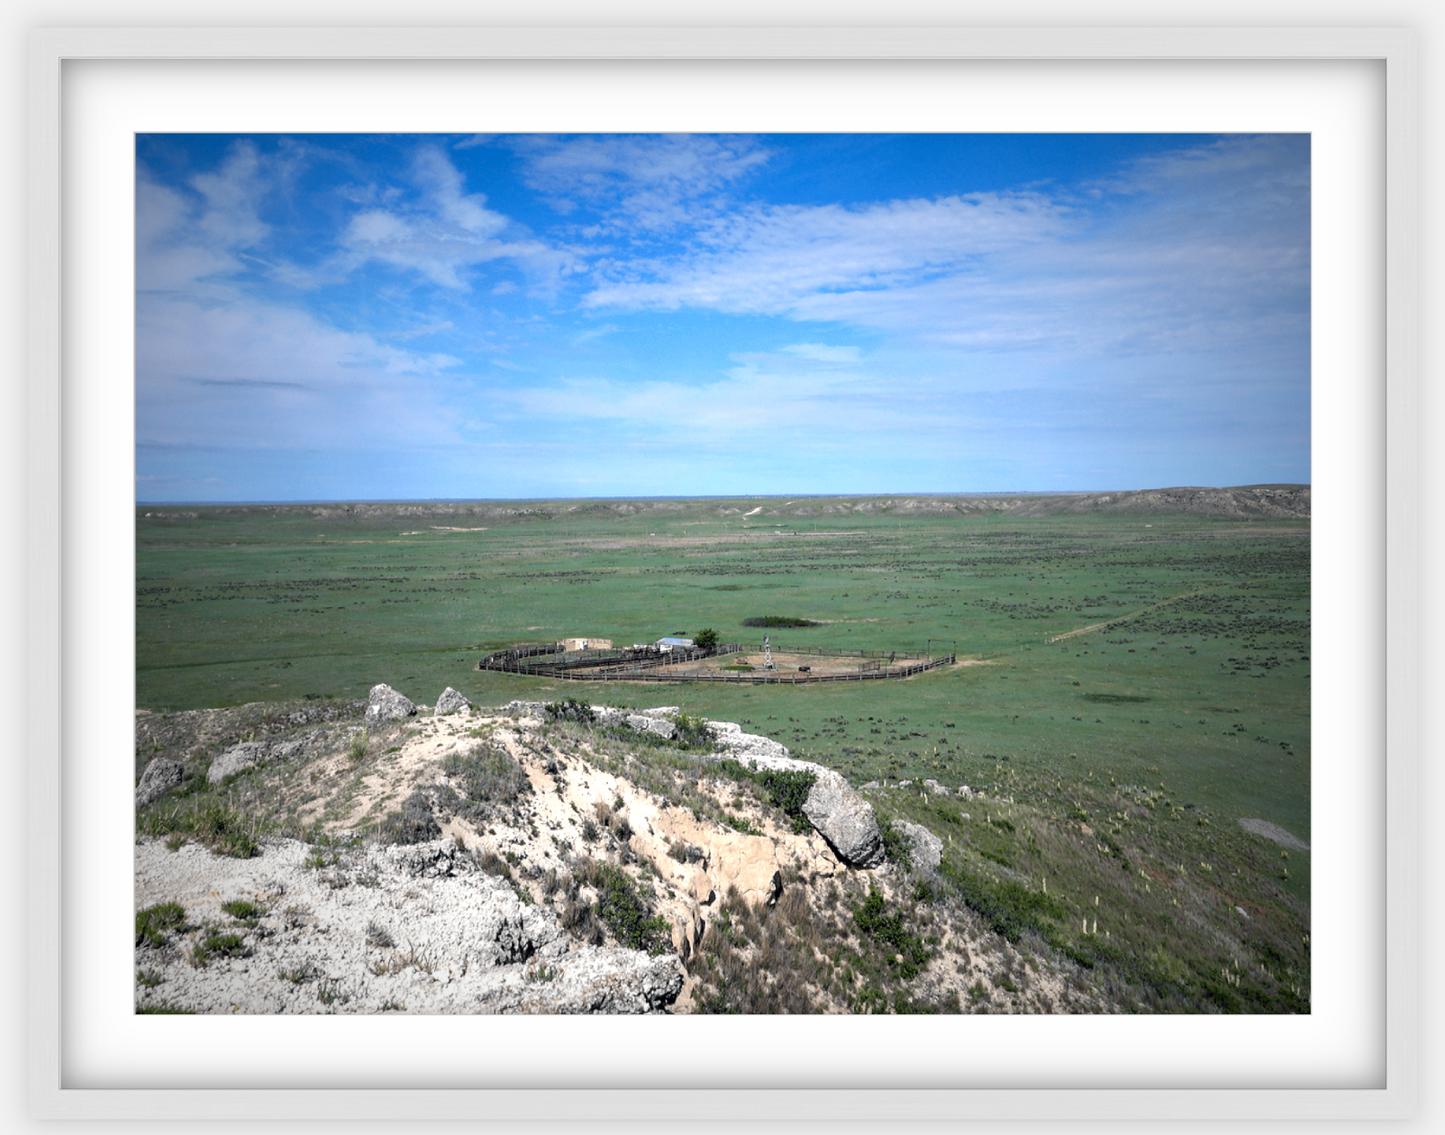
[137,485,1309,525]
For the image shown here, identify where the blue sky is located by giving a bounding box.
[135,133,1309,502]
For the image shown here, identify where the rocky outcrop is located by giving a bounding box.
[708,720,791,765]
[135,757,185,807]
[896,820,944,873]
[204,735,318,785]
[626,713,676,739]
[801,772,885,869]
[133,835,681,1015]
[434,687,471,716]
[922,779,950,797]
[207,741,270,785]
[366,683,416,731]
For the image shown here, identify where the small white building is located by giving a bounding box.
[563,637,613,652]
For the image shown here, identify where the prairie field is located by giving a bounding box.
[137,494,1310,1012]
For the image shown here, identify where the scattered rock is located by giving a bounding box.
[922,779,950,797]
[365,684,416,731]
[434,687,471,716]
[135,757,185,807]
[801,772,884,868]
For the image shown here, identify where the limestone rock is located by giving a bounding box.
[710,721,792,765]
[435,687,471,716]
[135,757,185,807]
[801,772,884,868]
[207,741,269,785]
[896,820,944,873]
[922,779,951,796]
[626,713,676,740]
[366,683,416,731]
[470,948,684,1014]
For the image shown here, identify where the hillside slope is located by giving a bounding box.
[134,693,1112,1015]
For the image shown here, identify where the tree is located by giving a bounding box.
[694,627,719,651]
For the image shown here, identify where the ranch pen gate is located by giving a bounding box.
[477,641,956,684]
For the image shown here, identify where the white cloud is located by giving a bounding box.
[581,192,1069,315]
[335,145,576,290]
[780,343,861,363]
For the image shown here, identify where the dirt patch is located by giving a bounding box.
[1237,818,1309,850]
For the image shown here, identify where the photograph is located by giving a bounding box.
[131,130,1312,1018]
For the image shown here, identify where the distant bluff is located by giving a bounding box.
[137,485,1309,525]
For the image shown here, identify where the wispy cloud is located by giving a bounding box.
[510,134,771,232]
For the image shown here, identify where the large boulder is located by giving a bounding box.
[801,772,885,868]
[135,757,185,807]
[434,687,471,716]
[206,741,269,785]
[896,819,944,873]
[366,683,416,731]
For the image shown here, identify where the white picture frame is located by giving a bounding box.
[26,24,1417,1122]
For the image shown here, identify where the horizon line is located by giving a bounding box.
[135,484,1311,508]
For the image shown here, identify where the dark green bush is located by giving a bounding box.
[589,863,670,954]
[853,886,931,980]
[877,818,912,865]
[544,698,596,724]
[757,769,817,834]
[741,616,818,628]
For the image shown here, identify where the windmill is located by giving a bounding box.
[762,634,775,671]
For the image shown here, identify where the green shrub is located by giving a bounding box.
[694,628,720,650]
[741,616,818,628]
[877,818,911,865]
[757,769,817,833]
[221,899,261,923]
[590,863,670,954]
[942,862,1064,943]
[202,931,246,957]
[671,712,717,750]
[852,886,931,980]
[135,901,187,947]
[544,698,596,724]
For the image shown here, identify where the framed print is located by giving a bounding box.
[27,24,1417,1122]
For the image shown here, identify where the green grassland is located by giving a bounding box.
[138,495,1309,1011]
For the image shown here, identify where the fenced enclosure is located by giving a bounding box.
[476,640,955,684]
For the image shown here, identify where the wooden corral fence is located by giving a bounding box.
[476,641,955,684]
